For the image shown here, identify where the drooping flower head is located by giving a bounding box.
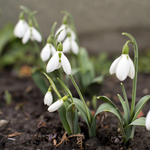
[109,42,135,81]
[46,42,71,75]
[14,12,28,38]
[22,19,42,44]
[40,35,56,62]
[63,32,79,54]
[55,16,76,42]
[44,87,53,106]
[48,95,68,112]
[145,110,150,130]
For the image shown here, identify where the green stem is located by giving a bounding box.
[122,33,138,119]
[69,75,91,123]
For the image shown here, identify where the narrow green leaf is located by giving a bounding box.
[97,96,123,119]
[120,83,130,118]
[58,103,71,135]
[57,78,73,99]
[51,22,57,37]
[132,95,150,121]
[43,72,61,98]
[117,94,130,126]
[95,103,122,122]
[124,117,145,131]
[74,109,80,134]
[66,103,79,134]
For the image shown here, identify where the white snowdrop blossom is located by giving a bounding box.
[14,19,28,38]
[48,99,63,112]
[146,110,150,130]
[67,27,76,40]
[63,37,79,54]
[44,91,53,106]
[55,24,67,42]
[40,43,56,62]
[55,24,76,42]
[46,51,71,75]
[109,54,135,81]
[22,26,42,44]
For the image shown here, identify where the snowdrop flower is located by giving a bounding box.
[44,90,53,106]
[109,43,135,81]
[145,110,150,130]
[55,16,76,42]
[63,35,79,54]
[55,24,67,42]
[48,99,63,112]
[22,20,42,44]
[48,95,68,112]
[46,43,71,75]
[14,19,28,38]
[40,36,56,62]
[109,54,135,81]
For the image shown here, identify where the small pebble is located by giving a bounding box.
[0,119,8,128]
[143,88,149,94]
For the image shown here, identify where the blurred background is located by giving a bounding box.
[1,0,150,54]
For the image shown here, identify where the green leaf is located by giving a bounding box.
[91,102,123,137]
[132,95,150,121]
[51,22,57,37]
[0,24,16,55]
[32,69,48,94]
[120,83,130,124]
[130,117,145,126]
[66,103,79,134]
[117,94,130,126]
[97,96,123,119]
[43,72,61,98]
[78,47,95,88]
[123,117,146,144]
[95,103,122,122]
[57,78,73,99]
[58,103,71,135]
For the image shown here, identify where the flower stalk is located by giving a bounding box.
[122,33,138,119]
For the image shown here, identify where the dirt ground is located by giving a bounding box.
[0,70,150,150]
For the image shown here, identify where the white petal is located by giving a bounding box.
[22,27,30,44]
[116,54,129,81]
[46,52,59,73]
[109,56,122,74]
[40,43,51,62]
[128,56,135,79]
[14,20,28,38]
[67,28,76,40]
[61,53,71,75]
[50,44,56,55]
[146,110,150,130]
[31,27,42,42]
[63,38,70,53]
[71,40,79,54]
[55,24,67,42]
[48,99,63,112]
[44,91,53,106]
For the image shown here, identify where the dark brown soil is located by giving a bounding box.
[0,71,150,150]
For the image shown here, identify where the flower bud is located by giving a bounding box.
[62,16,67,25]
[145,110,150,130]
[122,42,129,54]
[48,99,63,112]
[57,42,63,51]
[44,91,53,106]
[47,35,53,44]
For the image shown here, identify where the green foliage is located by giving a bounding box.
[138,49,150,73]
[4,90,12,105]
[90,52,111,76]
[0,24,42,70]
